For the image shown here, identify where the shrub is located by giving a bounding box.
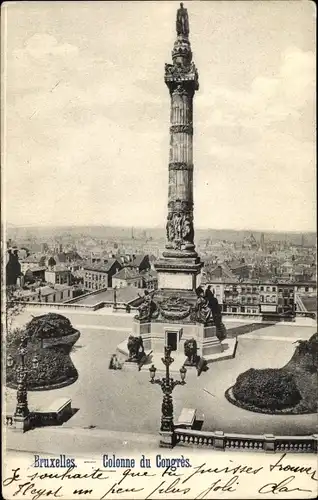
[232,368,301,411]
[5,319,79,390]
[6,345,78,389]
[25,313,76,339]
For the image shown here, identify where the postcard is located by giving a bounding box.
[2,1,317,499]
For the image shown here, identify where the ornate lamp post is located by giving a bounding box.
[149,346,187,448]
[7,333,39,431]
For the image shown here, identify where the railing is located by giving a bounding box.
[174,429,317,453]
[64,287,108,303]
[19,300,104,311]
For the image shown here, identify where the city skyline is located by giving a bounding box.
[2,1,316,232]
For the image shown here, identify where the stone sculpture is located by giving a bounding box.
[184,338,198,366]
[135,291,159,321]
[127,335,145,362]
[192,293,213,324]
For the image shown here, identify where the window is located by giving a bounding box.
[241,306,245,312]
[272,286,276,292]
[266,295,270,303]
[260,286,264,291]
[266,286,270,292]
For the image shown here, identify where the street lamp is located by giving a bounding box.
[149,346,187,447]
[12,334,38,421]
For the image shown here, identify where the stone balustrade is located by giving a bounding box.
[174,428,318,453]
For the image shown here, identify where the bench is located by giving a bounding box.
[176,408,196,429]
[35,398,72,425]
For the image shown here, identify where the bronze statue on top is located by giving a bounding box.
[176,3,189,37]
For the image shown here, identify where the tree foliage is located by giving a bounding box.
[4,285,26,333]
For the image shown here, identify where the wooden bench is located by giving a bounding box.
[35,398,72,425]
[176,408,196,429]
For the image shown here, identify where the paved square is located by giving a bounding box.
[6,310,317,437]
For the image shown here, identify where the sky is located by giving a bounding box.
[2,1,316,231]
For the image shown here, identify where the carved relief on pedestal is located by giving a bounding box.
[160,295,191,320]
[166,208,194,251]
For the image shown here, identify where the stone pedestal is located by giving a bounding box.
[12,414,32,433]
[159,431,175,448]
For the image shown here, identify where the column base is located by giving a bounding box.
[12,414,32,433]
[159,431,175,448]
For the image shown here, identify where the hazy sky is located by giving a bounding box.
[2,1,316,231]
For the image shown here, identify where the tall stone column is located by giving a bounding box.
[155,3,202,294]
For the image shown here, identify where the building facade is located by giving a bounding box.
[204,280,296,317]
[83,259,122,290]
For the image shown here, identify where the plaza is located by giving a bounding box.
[6,307,316,444]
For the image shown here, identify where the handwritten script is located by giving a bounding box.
[3,452,317,499]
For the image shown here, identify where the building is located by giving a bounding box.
[6,249,22,286]
[228,260,250,280]
[140,269,158,290]
[24,266,46,283]
[112,267,144,288]
[19,284,74,303]
[126,254,151,273]
[202,279,296,317]
[83,259,122,290]
[45,266,72,285]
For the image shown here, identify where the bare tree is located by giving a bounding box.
[4,285,26,334]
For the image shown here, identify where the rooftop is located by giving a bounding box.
[113,267,141,280]
[83,259,120,273]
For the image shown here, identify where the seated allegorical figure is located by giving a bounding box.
[194,289,213,324]
[135,290,159,321]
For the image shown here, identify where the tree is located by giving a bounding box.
[4,285,26,334]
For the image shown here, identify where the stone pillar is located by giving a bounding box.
[154,5,202,295]
[164,34,198,259]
